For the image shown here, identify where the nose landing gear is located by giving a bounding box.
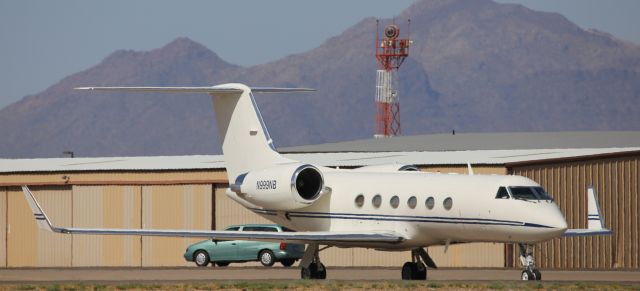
[519,243,542,280]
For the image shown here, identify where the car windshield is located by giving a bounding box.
[509,186,553,201]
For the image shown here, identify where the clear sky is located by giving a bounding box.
[1,0,639,109]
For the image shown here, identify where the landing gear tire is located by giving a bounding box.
[533,269,542,280]
[401,262,416,280]
[301,262,326,279]
[521,270,533,281]
[401,262,426,280]
[415,262,427,280]
[518,243,542,281]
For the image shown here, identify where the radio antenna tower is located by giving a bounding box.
[374,19,411,138]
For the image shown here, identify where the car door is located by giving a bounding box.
[236,226,279,260]
[211,226,240,262]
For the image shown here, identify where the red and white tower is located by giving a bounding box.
[374,20,411,138]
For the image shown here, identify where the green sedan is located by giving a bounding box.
[184,224,305,267]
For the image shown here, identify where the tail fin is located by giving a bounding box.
[75,84,313,179]
[209,84,296,178]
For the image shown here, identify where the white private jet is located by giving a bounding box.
[22,83,611,280]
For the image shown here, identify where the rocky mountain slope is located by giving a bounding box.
[1,0,639,158]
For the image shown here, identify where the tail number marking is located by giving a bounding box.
[257,180,277,190]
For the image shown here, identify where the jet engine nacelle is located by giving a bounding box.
[356,164,420,172]
[230,163,325,210]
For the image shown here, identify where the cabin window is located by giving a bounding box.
[425,197,435,210]
[443,197,453,210]
[354,194,365,208]
[495,187,510,199]
[407,196,417,209]
[372,194,382,208]
[390,196,399,208]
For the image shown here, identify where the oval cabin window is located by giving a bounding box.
[407,196,417,209]
[443,197,453,210]
[372,194,382,208]
[390,196,399,208]
[425,197,435,210]
[355,194,365,208]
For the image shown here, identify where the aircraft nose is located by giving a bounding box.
[548,204,568,232]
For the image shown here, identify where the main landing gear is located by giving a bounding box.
[299,244,326,279]
[519,243,542,281]
[401,248,437,280]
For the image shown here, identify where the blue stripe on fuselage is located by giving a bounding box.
[249,208,552,228]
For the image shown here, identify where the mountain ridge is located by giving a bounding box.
[1,0,639,158]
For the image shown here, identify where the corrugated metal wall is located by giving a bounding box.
[7,186,72,267]
[142,185,212,266]
[72,185,142,266]
[510,155,639,269]
[2,183,212,267]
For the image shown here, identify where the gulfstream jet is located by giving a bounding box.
[22,83,611,280]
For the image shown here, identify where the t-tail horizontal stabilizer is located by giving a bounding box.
[563,186,612,237]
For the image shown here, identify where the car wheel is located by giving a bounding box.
[193,250,210,267]
[215,261,230,267]
[281,259,296,267]
[259,250,275,267]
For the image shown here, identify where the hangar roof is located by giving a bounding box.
[280,131,640,153]
[1,147,639,173]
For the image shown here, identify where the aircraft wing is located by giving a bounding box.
[22,186,403,245]
[563,186,612,237]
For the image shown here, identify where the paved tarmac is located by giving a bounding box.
[1,267,639,283]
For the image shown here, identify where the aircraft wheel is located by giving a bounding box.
[316,262,327,279]
[401,262,417,280]
[533,269,542,280]
[521,270,534,281]
[301,262,326,279]
[301,266,313,279]
[415,262,427,280]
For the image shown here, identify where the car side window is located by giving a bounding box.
[225,226,240,231]
[281,227,296,232]
[495,187,510,199]
[243,226,278,232]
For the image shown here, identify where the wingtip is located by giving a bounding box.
[74,87,93,90]
[21,186,56,232]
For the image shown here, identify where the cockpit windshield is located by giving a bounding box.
[532,187,553,200]
[508,186,554,201]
